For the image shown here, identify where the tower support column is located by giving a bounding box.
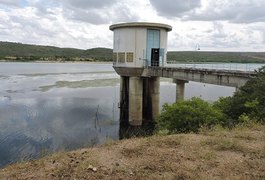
[149,77,160,120]
[129,77,143,126]
[119,76,129,124]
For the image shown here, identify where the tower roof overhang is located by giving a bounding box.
[109,22,172,32]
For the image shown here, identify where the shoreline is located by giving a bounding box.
[1,60,265,64]
[0,60,113,64]
[0,124,264,179]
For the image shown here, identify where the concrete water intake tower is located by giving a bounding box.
[110,22,172,126]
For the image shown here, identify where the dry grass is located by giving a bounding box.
[0,124,265,179]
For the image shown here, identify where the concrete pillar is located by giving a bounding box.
[235,86,239,92]
[142,78,150,123]
[149,77,160,120]
[120,76,124,104]
[129,77,143,126]
[174,79,188,101]
[119,76,129,124]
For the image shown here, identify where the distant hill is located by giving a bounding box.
[0,41,265,63]
[0,41,112,61]
[82,48,113,61]
[167,51,265,63]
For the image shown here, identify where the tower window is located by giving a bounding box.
[118,52,125,63]
[126,52,134,62]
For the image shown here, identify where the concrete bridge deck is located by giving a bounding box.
[145,66,257,87]
[114,66,257,88]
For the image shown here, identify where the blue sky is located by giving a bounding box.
[0,0,265,51]
[20,0,28,7]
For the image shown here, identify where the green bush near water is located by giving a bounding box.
[214,66,265,124]
[156,66,265,133]
[157,97,224,133]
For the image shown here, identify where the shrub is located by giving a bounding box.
[215,66,265,124]
[156,97,224,133]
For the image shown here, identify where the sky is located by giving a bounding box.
[0,0,265,51]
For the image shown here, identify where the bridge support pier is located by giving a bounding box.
[174,79,188,101]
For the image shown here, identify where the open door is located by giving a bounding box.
[151,48,159,67]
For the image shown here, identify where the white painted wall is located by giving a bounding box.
[113,27,169,67]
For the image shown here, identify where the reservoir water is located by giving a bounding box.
[0,62,263,168]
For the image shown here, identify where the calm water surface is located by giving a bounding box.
[1,62,261,168]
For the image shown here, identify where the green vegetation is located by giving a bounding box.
[214,66,265,124]
[1,41,265,62]
[167,51,265,63]
[0,41,112,62]
[83,48,113,61]
[156,66,265,134]
[157,98,224,133]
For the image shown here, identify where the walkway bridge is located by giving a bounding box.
[144,66,256,87]
[114,65,258,125]
[114,65,257,88]
[146,66,257,100]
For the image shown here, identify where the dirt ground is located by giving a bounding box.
[0,124,264,179]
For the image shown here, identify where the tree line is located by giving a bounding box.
[1,41,265,63]
[0,41,113,61]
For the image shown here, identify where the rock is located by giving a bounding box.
[129,171,134,176]
[88,165,97,172]
[92,167,97,172]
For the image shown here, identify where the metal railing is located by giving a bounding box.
[113,59,264,72]
[166,61,264,72]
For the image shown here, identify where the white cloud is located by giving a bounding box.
[0,0,264,51]
[62,1,140,25]
[149,0,265,24]
[149,0,201,17]
[0,0,21,6]
[65,0,117,9]
[182,0,265,24]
